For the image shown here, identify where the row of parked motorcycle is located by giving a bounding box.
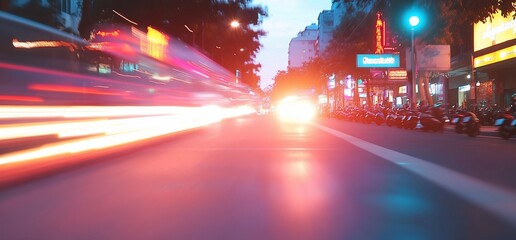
[321,105,516,139]
[494,111,516,139]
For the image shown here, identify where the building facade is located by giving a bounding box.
[316,10,333,55]
[448,11,516,109]
[288,23,318,68]
[5,0,82,35]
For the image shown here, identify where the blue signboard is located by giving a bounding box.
[356,54,400,68]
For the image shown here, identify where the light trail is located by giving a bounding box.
[0,105,256,166]
[0,105,191,119]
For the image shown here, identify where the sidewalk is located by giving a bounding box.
[444,124,499,137]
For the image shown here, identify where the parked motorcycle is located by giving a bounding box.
[402,111,419,130]
[385,110,397,127]
[363,109,376,124]
[397,110,408,128]
[374,110,386,126]
[450,111,466,134]
[461,112,481,137]
[494,112,516,139]
[419,106,445,132]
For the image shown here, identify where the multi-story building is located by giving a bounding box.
[288,23,318,68]
[4,0,82,35]
[316,10,333,55]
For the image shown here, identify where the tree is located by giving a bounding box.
[337,0,516,46]
[77,0,267,89]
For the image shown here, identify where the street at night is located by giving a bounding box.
[2,0,516,239]
[1,114,515,239]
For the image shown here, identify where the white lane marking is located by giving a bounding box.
[313,123,516,226]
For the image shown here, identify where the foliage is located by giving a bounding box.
[78,0,267,89]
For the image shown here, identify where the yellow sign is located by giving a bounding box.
[474,11,516,52]
[474,45,516,68]
[146,27,169,60]
[388,70,407,80]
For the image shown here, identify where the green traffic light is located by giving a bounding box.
[409,16,420,27]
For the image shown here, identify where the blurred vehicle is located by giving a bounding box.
[276,95,316,123]
[0,11,257,107]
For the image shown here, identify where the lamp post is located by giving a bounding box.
[475,80,480,105]
[230,20,241,83]
[409,16,420,108]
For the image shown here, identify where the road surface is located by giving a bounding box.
[1,114,516,240]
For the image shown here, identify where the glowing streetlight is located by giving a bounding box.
[409,16,420,28]
[230,20,240,28]
[409,15,420,107]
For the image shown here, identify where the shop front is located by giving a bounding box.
[473,11,516,108]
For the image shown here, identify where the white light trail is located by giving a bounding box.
[0,105,256,166]
[112,10,138,25]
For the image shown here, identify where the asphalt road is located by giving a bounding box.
[1,114,516,240]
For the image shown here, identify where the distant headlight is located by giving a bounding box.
[277,96,316,123]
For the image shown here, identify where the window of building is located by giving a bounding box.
[58,0,72,14]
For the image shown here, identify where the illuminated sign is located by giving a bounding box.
[375,12,385,54]
[388,70,407,80]
[357,54,400,68]
[328,74,335,89]
[12,39,77,49]
[146,27,169,60]
[96,30,120,37]
[474,11,516,52]
[318,95,328,104]
[459,85,471,92]
[474,45,516,68]
[399,86,407,94]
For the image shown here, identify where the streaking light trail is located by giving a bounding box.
[0,105,256,166]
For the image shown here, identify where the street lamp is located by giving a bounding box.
[409,15,420,108]
[229,20,242,83]
[230,20,240,28]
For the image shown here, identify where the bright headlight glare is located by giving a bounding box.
[277,99,316,123]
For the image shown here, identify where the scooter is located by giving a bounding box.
[461,112,481,137]
[402,111,419,130]
[451,111,466,134]
[374,110,386,126]
[419,107,445,132]
[494,113,516,139]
